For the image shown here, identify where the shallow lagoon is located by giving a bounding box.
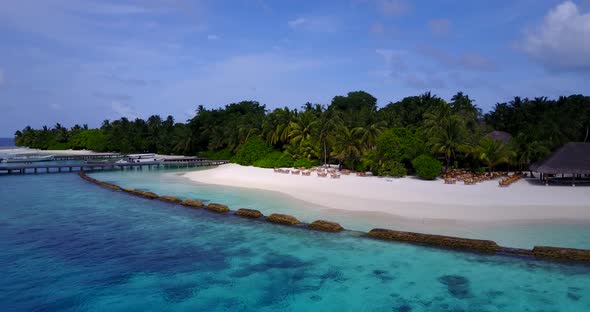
[1,172,590,311]
[93,168,590,249]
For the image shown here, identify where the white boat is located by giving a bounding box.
[1,155,55,163]
[116,153,162,164]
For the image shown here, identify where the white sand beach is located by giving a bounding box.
[185,164,590,223]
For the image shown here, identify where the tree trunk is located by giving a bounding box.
[323,140,327,166]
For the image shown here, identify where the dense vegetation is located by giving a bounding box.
[14,91,590,177]
[412,155,443,180]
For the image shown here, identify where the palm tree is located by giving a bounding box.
[476,137,514,175]
[512,132,550,172]
[424,105,468,171]
[357,120,386,151]
[289,112,318,148]
[315,110,337,165]
[173,124,195,155]
[332,123,362,169]
[263,108,293,146]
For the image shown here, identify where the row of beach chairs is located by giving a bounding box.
[443,169,509,185]
[272,167,373,179]
[498,173,523,187]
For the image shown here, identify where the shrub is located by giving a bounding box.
[412,155,442,180]
[378,161,407,177]
[201,148,234,160]
[293,158,318,169]
[47,142,70,150]
[376,128,426,163]
[232,136,273,166]
[254,151,294,168]
[354,162,368,173]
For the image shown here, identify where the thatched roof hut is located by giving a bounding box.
[530,142,590,175]
[486,131,512,144]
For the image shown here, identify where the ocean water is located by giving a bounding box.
[91,168,590,249]
[0,137,15,148]
[1,172,590,311]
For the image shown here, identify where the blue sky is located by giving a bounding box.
[1,0,590,136]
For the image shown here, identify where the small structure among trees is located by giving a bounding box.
[485,131,512,145]
[530,142,590,186]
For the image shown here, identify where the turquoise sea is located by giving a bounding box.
[1,169,590,311]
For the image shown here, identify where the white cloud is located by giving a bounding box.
[375,49,407,70]
[76,3,151,15]
[376,0,411,16]
[111,101,138,120]
[288,16,338,32]
[373,49,448,90]
[93,91,132,101]
[522,1,590,71]
[288,18,307,28]
[158,52,341,110]
[417,45,497,72]
[428,18,451,36]
[369,22,400,38]
[49,103,62,110]
[207,34,219,40]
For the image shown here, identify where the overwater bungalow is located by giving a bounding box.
[530,142,590,186]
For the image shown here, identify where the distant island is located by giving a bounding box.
[12,91,590,178]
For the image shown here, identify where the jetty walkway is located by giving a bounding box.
[0,159,228,175]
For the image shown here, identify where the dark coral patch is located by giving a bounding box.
[373,269,395,282]
[438,275,472,299]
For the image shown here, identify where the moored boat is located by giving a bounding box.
[85,158,122,165]
[116,153,162,164]
[1,155,55,163]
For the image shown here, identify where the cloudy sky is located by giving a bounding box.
[1,0,589,136]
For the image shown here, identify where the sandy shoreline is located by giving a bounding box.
[184,164,590,223]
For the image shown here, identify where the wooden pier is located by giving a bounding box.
[0,159,228,175]
[52,154,121,161]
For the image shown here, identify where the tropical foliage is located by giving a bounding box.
[412,155,442,180]
[14,91,590,178]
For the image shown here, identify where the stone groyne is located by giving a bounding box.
[78,171,590,264]
[367,229,500,253]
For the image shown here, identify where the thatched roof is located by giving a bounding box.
[530,142,590,174]
[486,131,512,144]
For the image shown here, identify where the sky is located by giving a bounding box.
[1,0,590,136]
